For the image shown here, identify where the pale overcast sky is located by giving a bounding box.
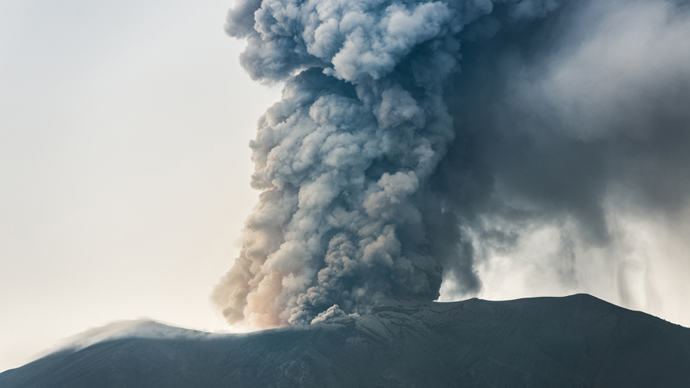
[0,0,280,372]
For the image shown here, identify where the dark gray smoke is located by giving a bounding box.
[213,0,690,327]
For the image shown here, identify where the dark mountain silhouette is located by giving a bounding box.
[2,294,689,387]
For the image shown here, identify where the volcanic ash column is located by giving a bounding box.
[213,0,565,327]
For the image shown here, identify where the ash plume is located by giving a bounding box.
[214,0,690,327]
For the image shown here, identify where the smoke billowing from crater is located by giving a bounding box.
[213,0,690,327]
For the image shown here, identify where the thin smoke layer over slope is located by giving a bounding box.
[214,0,690,327]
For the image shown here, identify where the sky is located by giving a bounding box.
[0,0,280,372]
[2,0,690,374]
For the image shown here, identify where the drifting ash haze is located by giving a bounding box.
[213,0,690,328]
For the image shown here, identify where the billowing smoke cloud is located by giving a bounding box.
[214,0,690,327]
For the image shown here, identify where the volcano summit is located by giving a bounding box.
[2,295,689,387]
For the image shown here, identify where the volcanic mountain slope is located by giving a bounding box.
[2,294,689,388]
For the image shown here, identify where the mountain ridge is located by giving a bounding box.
[2,294,689,388]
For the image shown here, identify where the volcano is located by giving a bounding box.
[2,294,689,387]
